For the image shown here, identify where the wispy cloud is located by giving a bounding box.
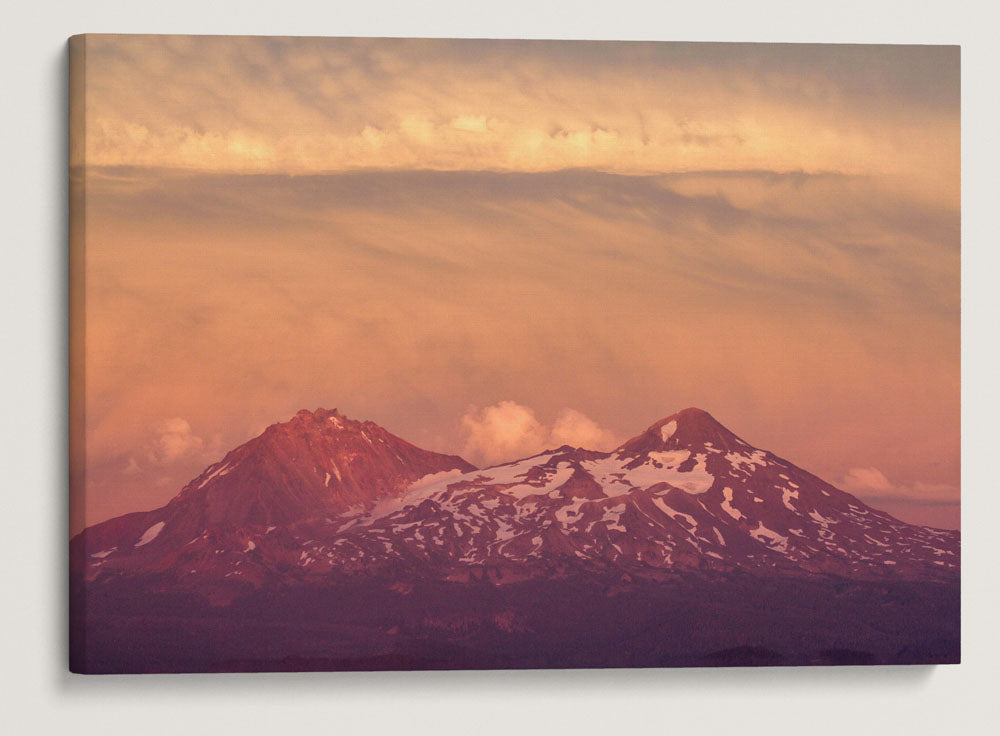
[72,37,959,531]
[839,466,958,504]
[76,36,958,205]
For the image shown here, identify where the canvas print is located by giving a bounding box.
[69,36,960,673]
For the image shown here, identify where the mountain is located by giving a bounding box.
[71,408,472,585]
[72,407,958,600]
[70,406,960,672]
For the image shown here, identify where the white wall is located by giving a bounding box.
[2,1,997,734]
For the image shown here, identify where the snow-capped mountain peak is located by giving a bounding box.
[618,407,751,456]
[72,407,958,603]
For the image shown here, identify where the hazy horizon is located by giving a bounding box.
[71,36,960,533]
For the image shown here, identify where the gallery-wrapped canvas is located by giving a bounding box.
[69,35,960,673]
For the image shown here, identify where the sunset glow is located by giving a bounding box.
[70,36,959,532]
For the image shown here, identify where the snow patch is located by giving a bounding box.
[407,468,466,493]
[491,519,517,541]
[134,521,165,547]
[809,509,835,525]
[652,497,697,529]
[750,522,789,553]
[721,487,744,520]
[781,486,799,511]
[659,420,677,442]
[503,463,575,499]
[579,455,636,497]
[478,453,557,485]
[633,451,714,494]
[600,504,627,532]
[554,492,591,523]
[725,450,768,473]
[195,461,235,489]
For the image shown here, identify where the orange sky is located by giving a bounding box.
[71,36,960,532]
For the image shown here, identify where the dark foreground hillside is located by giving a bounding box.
[71,571,959,673]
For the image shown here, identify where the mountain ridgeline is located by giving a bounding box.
[70,407,960,672]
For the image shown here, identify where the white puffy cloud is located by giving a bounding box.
[460,401,549,466]
[460,401,618,466]
[148,417,205,464]
[550,409,619,451]
[840,467,893,493]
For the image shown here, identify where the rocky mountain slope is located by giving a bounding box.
[72,407,959,604]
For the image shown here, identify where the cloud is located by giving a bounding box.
[75,164,958,531]
[148,417,205,464]
[460,402,618,466]
[840,467,893,493]
[460,402,549,466]
[839,466,958,504]
[74,36,958,201]
[550,409,619,451]
[70,38,959,531]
